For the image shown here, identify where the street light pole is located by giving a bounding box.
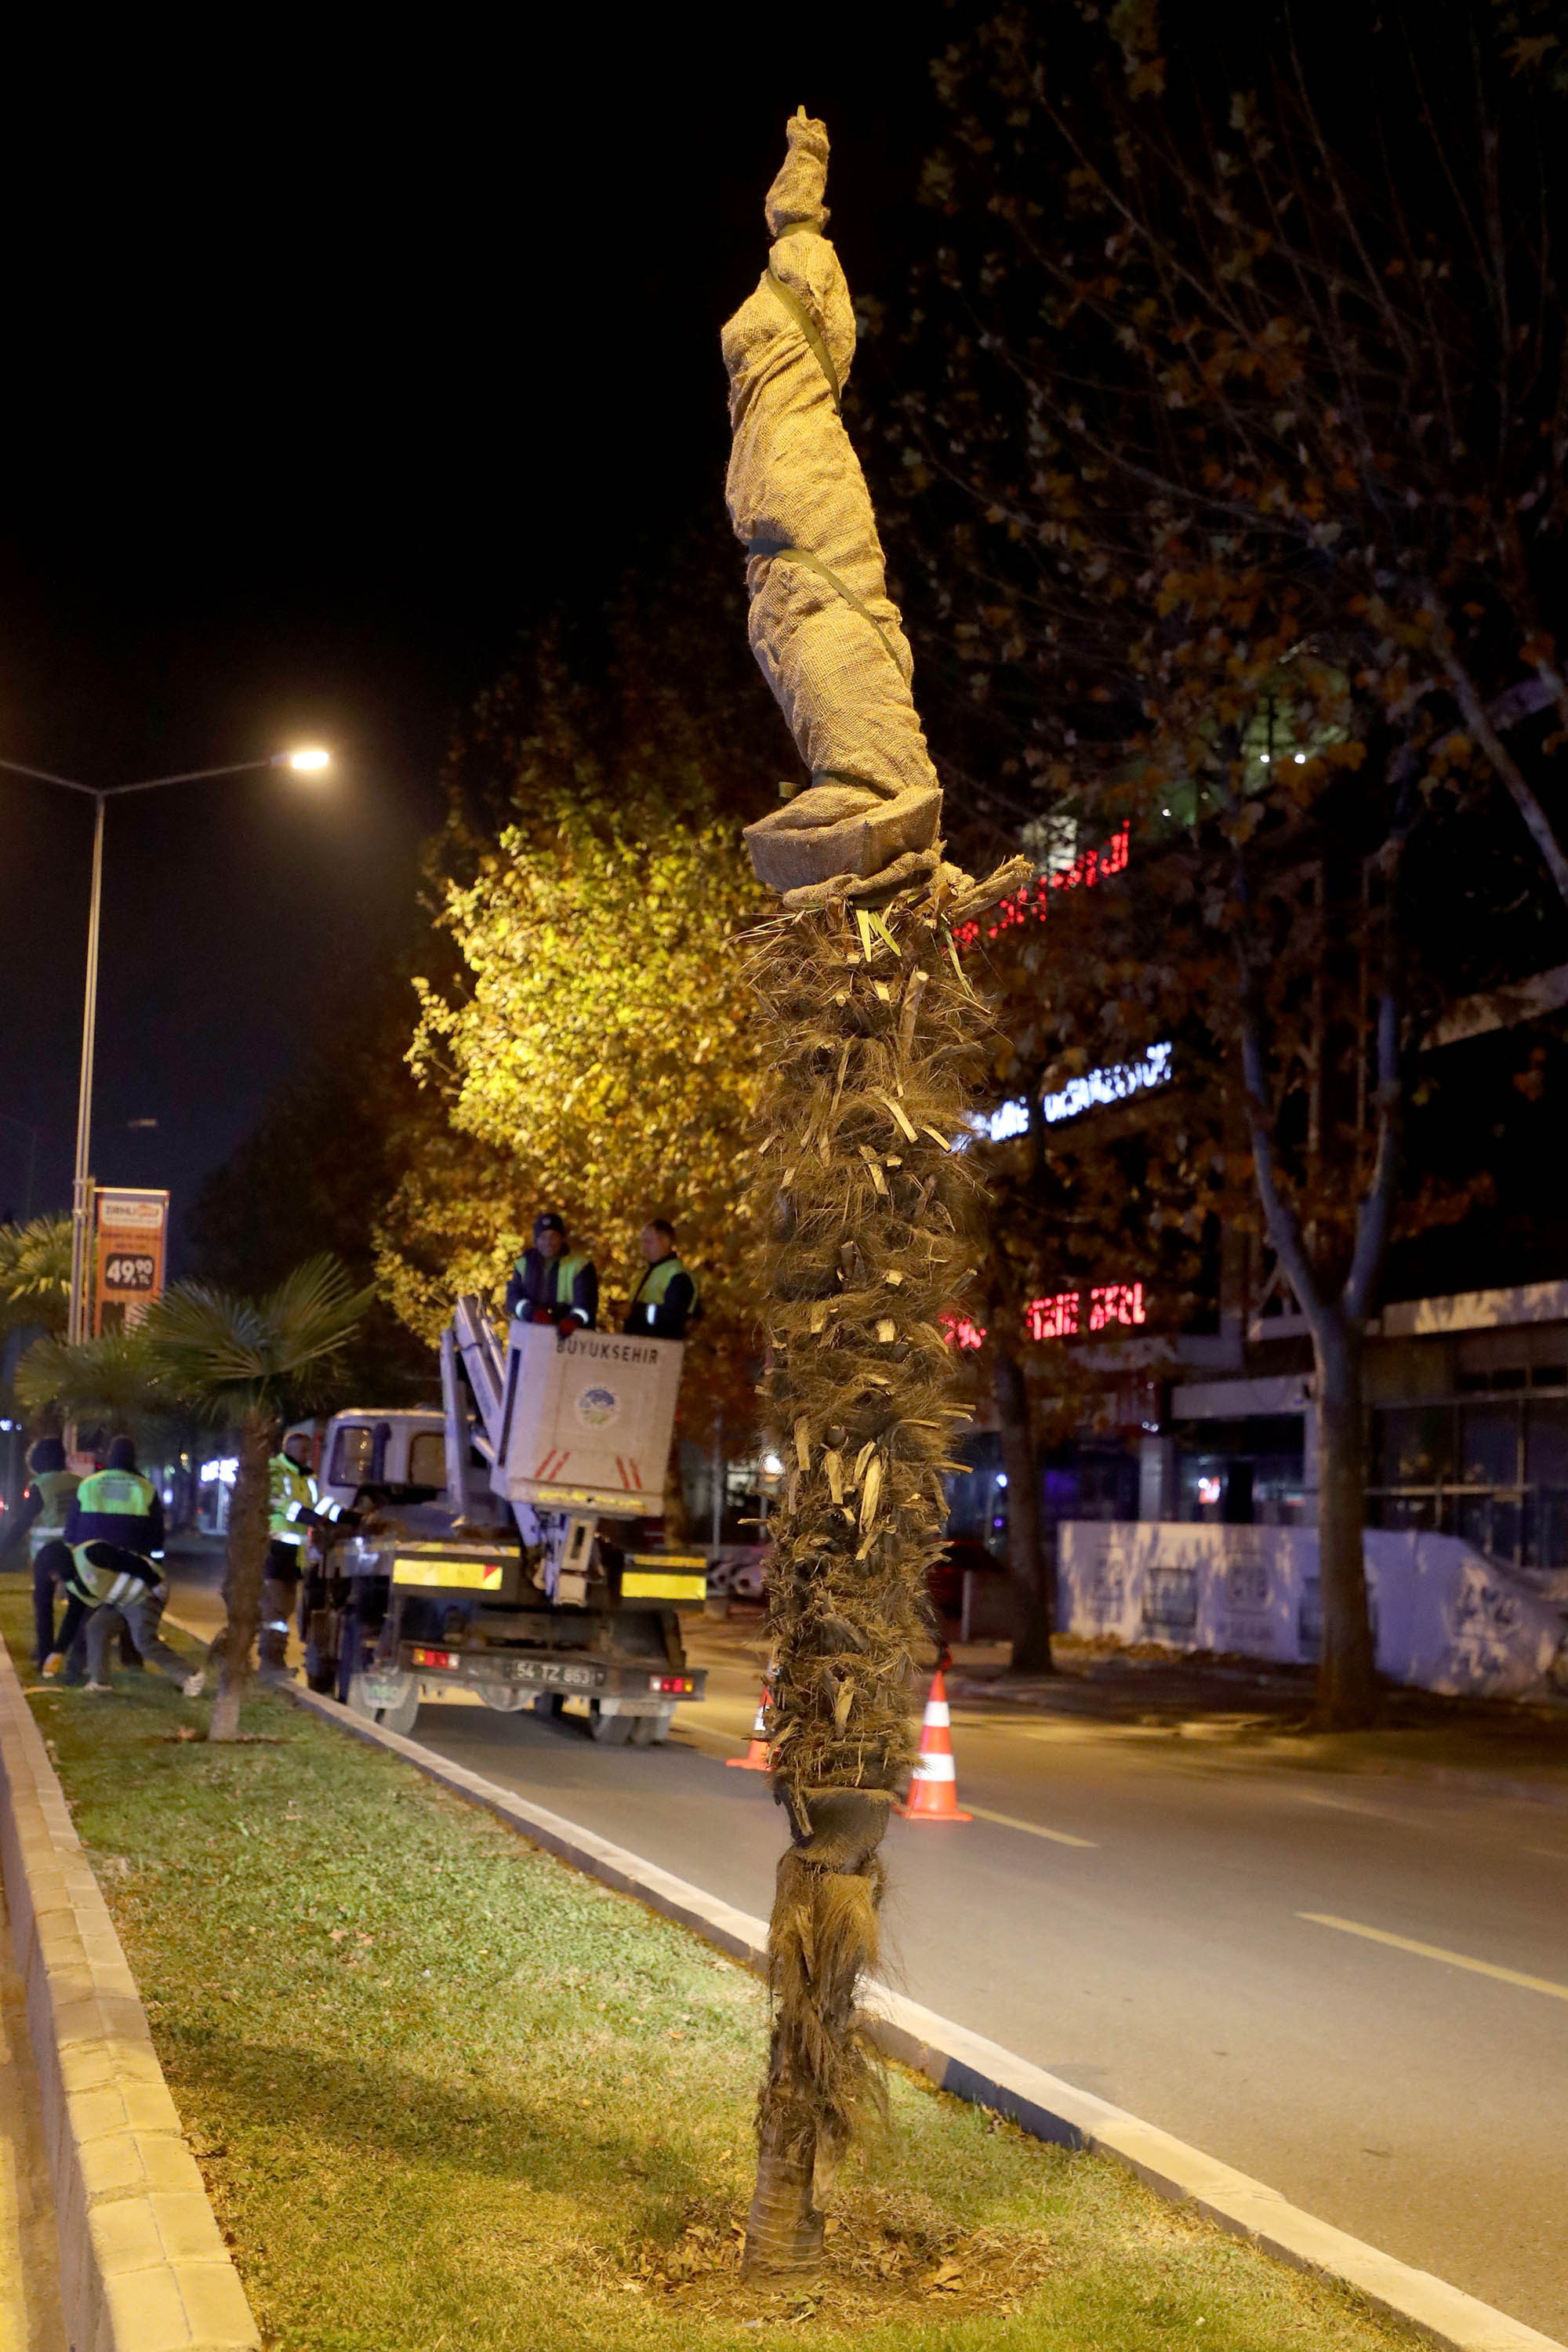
[1,746,332,1348]
[68,792,106,1344]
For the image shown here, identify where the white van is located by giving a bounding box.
[309,1410,449,1512]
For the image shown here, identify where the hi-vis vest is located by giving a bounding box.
[629,1254,699,1327]
[69,1468,159,1585]
[515,1250,591,1313]
[28,1468,79,1558]
[269,1454,318,1546]
[67,1548,162,1610]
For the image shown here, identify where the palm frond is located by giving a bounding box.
[143,1254,374,1420]
[262,1255,378,1372]
[0,1214,72,1334]
[15,1327,171,1419]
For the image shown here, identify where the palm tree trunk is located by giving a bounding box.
[741,902,982,2279]
[209,1409,272,1743]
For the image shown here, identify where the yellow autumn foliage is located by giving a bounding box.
[381,789,768,1349]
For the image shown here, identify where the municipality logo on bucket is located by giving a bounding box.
[575,1383,620,1429]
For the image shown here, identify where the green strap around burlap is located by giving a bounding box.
[746,536,906,681]
[765,266,841,416]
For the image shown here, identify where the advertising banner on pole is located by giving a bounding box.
[93,1187,169,1333]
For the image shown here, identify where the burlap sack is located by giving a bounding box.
[723,111,942,898]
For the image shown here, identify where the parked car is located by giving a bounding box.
[707,1544,768,1602]
[928,1536,1001,1619]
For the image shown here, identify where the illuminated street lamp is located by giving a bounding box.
[0,746,334,1347]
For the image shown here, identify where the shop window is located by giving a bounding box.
[1457,1491,1522,1560]
[1526,1490,1568,1571]
[1377,1406,1453,1486]
[1457,1405,1519,1489]
[1525,1401,1568,1489]
[1369,1491,1439,1533]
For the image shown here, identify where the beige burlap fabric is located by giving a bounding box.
[723,111,945,903]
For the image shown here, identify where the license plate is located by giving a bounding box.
[360,1679,405,1708]
[503,1657,605,1690]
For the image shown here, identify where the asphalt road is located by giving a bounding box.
[165,1565,1568,2339]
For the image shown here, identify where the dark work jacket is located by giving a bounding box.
[504,1247,598,1330]
[623,1255,698,1339]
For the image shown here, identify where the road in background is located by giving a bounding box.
[165,1555,1568,2339]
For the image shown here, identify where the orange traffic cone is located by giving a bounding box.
[902,1669,971,1820]
[726,1685,772,1770]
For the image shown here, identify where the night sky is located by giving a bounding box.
[0,11,954,1258]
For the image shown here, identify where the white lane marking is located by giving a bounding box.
[966,1805,1098,1849]
[1291,1790,1405,1823]
[1298,1913,1568,2002]
[673,1719,748,1748]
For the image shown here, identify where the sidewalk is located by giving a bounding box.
[0,1871,67,2352]
[691,1609,1568,1798]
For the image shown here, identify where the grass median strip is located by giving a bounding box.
[0,1587,1426,2352]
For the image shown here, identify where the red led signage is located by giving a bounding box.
[1088,1282,1146,1331]
[955,823,1131,951]
[1024,1291,1080,1341]
[942,1279,1149,1350]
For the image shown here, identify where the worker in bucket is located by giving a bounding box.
[623,1218,701,1339]
[0,1435,81,1668]
[505,1210,598,1335]
[44,1436,203,1699]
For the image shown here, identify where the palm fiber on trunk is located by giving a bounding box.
[741,894,989,2272]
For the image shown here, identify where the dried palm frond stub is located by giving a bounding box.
[738,888,993,2274]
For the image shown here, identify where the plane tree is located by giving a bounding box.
[880,0,1568,1724]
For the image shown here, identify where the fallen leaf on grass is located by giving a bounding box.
[926,2260,964,2292]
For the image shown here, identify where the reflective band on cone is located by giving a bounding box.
[902,1668,971,1821]
[726,1685,772,1771]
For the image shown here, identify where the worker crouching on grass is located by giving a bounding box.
[43,1436,204,1700]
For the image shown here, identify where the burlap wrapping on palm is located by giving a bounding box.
[723,111,1027,2277]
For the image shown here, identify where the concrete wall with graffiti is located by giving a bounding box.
[1057,1522,1567,1699]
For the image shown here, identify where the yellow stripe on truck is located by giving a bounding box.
[392,1556,506,1591]
[621,1570,707,1602]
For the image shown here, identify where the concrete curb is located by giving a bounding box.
[285,1677,1563,2352]
[0,1635,260,2352]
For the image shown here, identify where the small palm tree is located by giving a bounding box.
[0,1214,73,1336]
[145,1256,372,1742]
[15,1323,172,1427]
